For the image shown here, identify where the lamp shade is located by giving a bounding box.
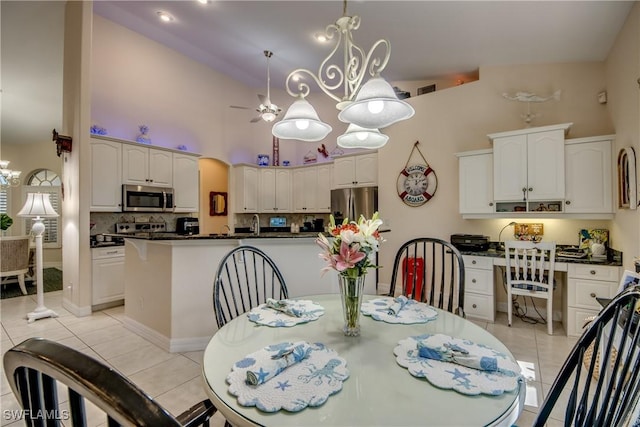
[17,193,58,218]
[272,97,332,142]
[338,76,415,129]
[337,124,389,149]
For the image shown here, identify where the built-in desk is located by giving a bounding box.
[459,249,623,336]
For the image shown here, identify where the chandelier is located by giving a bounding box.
[272,0,414,147]
[0,160,22,188]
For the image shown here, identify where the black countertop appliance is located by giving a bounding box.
[450,234,490,251]
[176,217,199,235]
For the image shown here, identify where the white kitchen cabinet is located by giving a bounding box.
[292,164,332,213]
[122,144,173,187]
[259,168,291,213]
[90,138,122,212]
[92,246,125,307]
[333,153,378,188]
[456,150,494,215]
[234,165,259,213]
[564,264,619,337]
[172,153,200,213]
[462,255,495,322]
[564,136,613,214]
[490,123,570,210]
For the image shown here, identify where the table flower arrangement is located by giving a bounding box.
[316,212,384,336]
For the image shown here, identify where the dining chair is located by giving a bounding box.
[533,285,640,426]
[504,240,556,335]
[213,245,289,328]
[3,337,218,427]
[0,236,31,295]
[388,237,465,317]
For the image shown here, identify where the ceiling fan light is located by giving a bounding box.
[272,98,332,142]
[262,112,276,122]
[338,76,415,129]
[337,124,389,149]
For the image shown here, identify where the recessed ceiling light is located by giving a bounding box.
[197,0,209,4]
[157,11,174,23]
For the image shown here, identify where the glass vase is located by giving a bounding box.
[338,273,366,337]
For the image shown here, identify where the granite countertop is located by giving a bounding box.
[459,246,623,267]
[119,231,323,241]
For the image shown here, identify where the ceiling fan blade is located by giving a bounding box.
[230,105,250,110]
[257,94,267,105]
[250,115,262,123]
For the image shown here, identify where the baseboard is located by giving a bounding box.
[62,299,92,317]
[496,301,562,322]
[123,316,211,353]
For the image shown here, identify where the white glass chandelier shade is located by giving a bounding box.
[17,193,59,218]
[0,160,22,188]
[337,124,389,149]
[272,97,332,142]
[338,76,415,129]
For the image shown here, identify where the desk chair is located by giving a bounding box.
[213,245,288,328]
[533,285,640,426]
[388,238,465,317]
[504,240,556,335]
[4,337,218,427]
[1,236,31,295]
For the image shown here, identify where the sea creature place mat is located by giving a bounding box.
[394,334,521,396]
[227,342,349,412]
[361,297,438,324]
[247,299,325,327]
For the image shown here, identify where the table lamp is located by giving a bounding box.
[498,221,517,250]
[17,193,59,323]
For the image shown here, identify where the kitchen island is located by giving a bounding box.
[122,234,377,352]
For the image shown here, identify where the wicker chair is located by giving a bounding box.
[1,236,31,295]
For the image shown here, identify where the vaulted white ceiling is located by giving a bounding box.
[1,1,634,146]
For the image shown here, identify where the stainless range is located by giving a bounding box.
[115,221,167,234]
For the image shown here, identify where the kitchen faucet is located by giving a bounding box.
[220,224,231,235]
[251,214,260,236]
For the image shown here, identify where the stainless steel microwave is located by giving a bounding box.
[122,184,174,212]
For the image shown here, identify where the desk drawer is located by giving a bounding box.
[567,278,618,310]
[567,307,599,337]
[568,264,619,282]
[466,268,493,294]
[465,292,495,322]
[463,256,493,270]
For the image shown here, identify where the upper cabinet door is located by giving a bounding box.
[172,153,199,212]
[527,129,565,201]
[90,138,122,212]
[149,150,173,187]
[333,153,378,188]
[354,153,378,186]
[565,138,613,213]
[122,145,149,186]
[493,135,528,201]
[235,166,259,213]
[333,156,356,188]
[458,152,494,214]
[274,169,292,212]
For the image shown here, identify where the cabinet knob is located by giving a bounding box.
[472,260,477,265]
[472,279,477,283]
[528,187,533,192]
[590,292,597,298]
[472,304,477,309]
[590,270,596,275]
[489,202,494,206]
[566,200,571,205]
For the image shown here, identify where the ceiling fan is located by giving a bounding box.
[230,50,281,123]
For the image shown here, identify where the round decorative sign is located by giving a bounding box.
[397,164,438,206]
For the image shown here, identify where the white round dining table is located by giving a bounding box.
[202,294,525,427]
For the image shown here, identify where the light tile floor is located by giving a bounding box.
[1,290,576,426]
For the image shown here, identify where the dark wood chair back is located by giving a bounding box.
[388,237,465,317]
[213,245,288,328]
[534,285,640,426]
[3,337,217,427]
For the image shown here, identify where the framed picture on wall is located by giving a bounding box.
[209,192,227,216]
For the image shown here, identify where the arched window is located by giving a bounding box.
[22,169,61,247]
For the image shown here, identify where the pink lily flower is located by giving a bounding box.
[333,241,366,272]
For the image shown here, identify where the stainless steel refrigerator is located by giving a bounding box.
[330,186,378,223]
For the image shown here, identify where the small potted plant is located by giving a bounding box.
[1,213,13,231]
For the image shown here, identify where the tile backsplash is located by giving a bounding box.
[90,212,194,235]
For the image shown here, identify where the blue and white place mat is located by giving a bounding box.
[361,296,438,324]
[247,299,325,327]
[394,334,521,396]
[227,341,349,412]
